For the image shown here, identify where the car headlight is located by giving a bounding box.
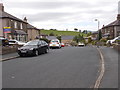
[29,48,34,50]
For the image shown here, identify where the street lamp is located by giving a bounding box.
[95,19,100,31]
[95,19,100,40]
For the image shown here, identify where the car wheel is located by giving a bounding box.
[35,50,39,56]
[45,48,49,53]
[19,54,23,57]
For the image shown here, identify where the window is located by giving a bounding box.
[14,22,17,28]
[20,23,23,29]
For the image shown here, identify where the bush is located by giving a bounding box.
[70,41,78,46]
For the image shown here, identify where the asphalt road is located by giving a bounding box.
[2,46,101,88]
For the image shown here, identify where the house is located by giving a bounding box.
[101,2,120,39]
[27,23,40,41]
[61,35,74,45]
[101,14,120,39]
[0,3,28,42]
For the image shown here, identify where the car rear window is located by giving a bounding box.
[51,41,58,43]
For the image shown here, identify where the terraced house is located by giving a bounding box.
[101,2,120,39]
[101,14,120,39]
[0,3,28,42]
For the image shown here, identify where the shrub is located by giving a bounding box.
[70,41,78,46]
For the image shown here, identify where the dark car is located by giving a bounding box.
[18,40,49,57]
[0,37,9,46]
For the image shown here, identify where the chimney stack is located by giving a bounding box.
[0,3,4,12]
[23,17,27,22]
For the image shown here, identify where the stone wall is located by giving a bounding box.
[113,44,120,53]
[0,45,22,55]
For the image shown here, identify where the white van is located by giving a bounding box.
[49,39,61,49]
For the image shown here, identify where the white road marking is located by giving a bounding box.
[94,48,105,88]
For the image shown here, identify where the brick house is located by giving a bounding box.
[101,14,120,39]
[0,3,28,42]
[27,23,40,41]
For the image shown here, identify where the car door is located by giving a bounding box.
[37,41,42,53]
[39,41,45,53]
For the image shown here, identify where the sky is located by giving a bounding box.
[0,0,120,31]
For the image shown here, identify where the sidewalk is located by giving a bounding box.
[99,46,118,88]
[0,52,19,61]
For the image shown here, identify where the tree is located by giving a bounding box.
[98,30,102,40]
[87,32,92,37]
[73,34,85,43]
[56,35,62,43]
[82,30,88,34]
[74,28,78,32]
[73,35,79,43]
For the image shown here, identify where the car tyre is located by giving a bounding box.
[19,54,23,57]
[45,48,49,53]
[35,50,39,56]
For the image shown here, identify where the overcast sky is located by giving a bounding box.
[1,0,120,31]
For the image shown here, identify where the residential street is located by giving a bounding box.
[2,46,118,88]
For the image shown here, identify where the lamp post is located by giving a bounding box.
[95,19,100,40]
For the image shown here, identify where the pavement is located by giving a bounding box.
[0,52,19,61]
[99,46,118,88]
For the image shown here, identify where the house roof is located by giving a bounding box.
[103,20,120,28]
[46,36,57,40]
[27,24,39,30]
[0,11,27,23]
[61,36,74,40]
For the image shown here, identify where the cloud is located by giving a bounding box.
[2,0,120,31]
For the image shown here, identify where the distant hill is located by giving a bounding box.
[41,30,87,36]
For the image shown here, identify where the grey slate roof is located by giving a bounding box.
[104,20,120,28]
[46,36,57,40]
[61,36,74,40]
[0,11,26,23]
[27,24,39,30]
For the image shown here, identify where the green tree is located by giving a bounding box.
[98,30,102,40]
[56,35,62,43]
[73,34,85,43]
[73,35,79,43]
[74,28,78,32]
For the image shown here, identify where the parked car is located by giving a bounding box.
[49,39,61,49]
[106,36,120,44]
[18,40,49,56]
[0,37,9,46]
[9,39,26,46]
[61,43,65,47]
[78,42,85,47]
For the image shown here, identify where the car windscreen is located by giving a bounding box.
[51,41,58,43]
[25,41,38,46]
